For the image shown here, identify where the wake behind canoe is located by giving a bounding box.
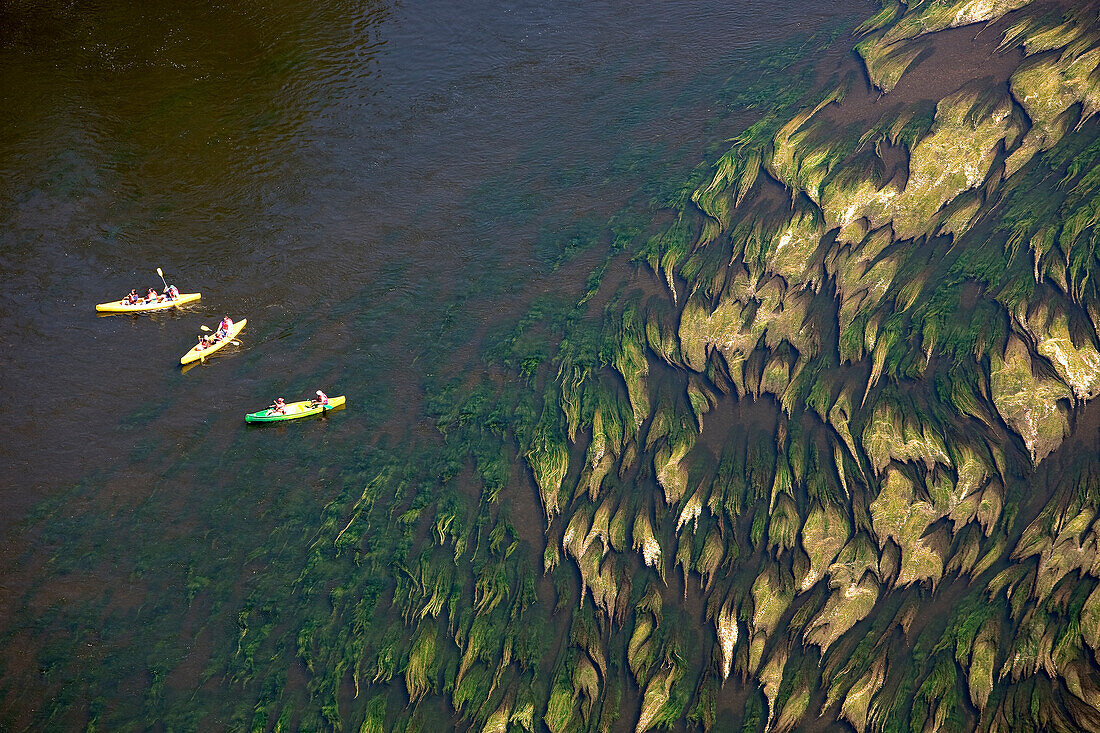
[245,395,346,423]
[180,318,246,365]
[96,293,201,313]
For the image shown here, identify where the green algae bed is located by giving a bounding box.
[11,0,1100,730]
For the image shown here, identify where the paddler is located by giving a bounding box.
[146,287,160,303]
[269,398,286,415]
[165,284,180,300]
[125,289,140,305]
[195,334,211,350]
[215,316,233,340]
[311,390,329,407]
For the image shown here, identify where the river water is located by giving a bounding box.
[0,0,873,727]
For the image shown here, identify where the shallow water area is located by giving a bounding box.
[0,0,875,727]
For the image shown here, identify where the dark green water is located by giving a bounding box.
[0,0,875,728]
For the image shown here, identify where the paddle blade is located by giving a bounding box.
[156,267,163,277]
[200,325,211,332]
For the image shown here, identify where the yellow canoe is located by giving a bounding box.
[245,395,347,423]
[96,293,201,313]
[180,318,247,365]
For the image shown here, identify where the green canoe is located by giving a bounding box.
[245,395,346,423]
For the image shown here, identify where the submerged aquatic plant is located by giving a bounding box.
[460,0,1100,729]
[70,0,1100,731]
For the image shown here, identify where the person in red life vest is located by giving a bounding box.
[214,316,233,340]
[125,289,139,305]
[268,397,286,415]
[195,334,211,351]
[165,284,180,300]
[146,287,160,303]
[311,390,329,408]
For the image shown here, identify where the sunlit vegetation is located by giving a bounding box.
[9,0,1100,730]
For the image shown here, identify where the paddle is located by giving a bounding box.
[156,267,183,306]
